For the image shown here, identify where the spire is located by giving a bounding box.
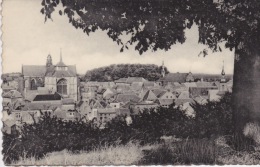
[60,48,63,63]
[56,48,67,67]
[221,60,226,83]
[161,60,165,78]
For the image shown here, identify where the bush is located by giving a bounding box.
[139,144,175,165]
[172,139,217,164]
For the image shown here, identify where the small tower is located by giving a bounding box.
[46,54,53,67]
[161,61,165,78]
[219,60,227,92]
[220,60,226,83]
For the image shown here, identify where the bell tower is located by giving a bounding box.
[46,54,53,67]
[219,60,227,92]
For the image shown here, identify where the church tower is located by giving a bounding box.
[219,60,227,92]
[161,61,165,78]
[46,54,53,67]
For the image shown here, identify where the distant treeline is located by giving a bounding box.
[83,64,169,82]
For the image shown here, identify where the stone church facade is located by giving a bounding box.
[22,54,78,101]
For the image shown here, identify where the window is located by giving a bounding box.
[166,96,168,98]
[57,79,67,95]
[15,113,21,119]
[31,79,37,90]
[69,112,75,116]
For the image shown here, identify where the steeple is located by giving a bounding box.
[60,48,63,63]
[221,60,225,76]
[161,61,165,78]
[46,53,53,67]
[55,48,67,70]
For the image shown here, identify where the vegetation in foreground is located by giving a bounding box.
[3,93,260,165]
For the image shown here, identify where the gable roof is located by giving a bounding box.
[151,88,165,97]
[143,90,158,101]
[195,82,217,88]
[177,91,190,99]
[116,94,140,103]
[126,77,147,84]
[45,65,77,77]
[22,102,60,111]
[114,78,128,83]
[2,90,23,98]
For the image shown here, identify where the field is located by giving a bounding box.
[12,137,260,165]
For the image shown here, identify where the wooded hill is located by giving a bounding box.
[84,64,169,82]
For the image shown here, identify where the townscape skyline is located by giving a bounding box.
[2,0,234,75]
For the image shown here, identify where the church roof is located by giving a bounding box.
[22,54,77,78]
[46,68,77,77]
[158,73,189,83]
[56,61,67,67]
[22,65,46,77]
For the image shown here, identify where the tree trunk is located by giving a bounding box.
[232,42,260,134]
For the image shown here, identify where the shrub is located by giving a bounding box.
[139,144,175,165]
[172,139,217,164]
[243,123,260,145]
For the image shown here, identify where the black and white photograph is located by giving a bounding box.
[1,0,260,165]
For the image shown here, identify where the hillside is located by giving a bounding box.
[84,64,169,82]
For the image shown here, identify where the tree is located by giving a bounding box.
[41,0,260,136]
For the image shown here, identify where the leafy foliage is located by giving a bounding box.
[84,64,169,81]
[41,0,260,54]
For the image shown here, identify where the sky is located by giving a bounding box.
[2,0,234,75]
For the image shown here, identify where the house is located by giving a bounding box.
[189,87,209,98]
[53,107,80,121]
[157,90,177,100]
[133,101,159,113]
[2,90,23,104]
[154,99,174,108]
[175,91,194,106]
[97,87,116,100]
[180,102,195,117]
[96,108,119,125]
[114,78,128,85]
[109,101,121,108]
[142,90,158,102]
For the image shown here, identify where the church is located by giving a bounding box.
[22,54,78,101]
